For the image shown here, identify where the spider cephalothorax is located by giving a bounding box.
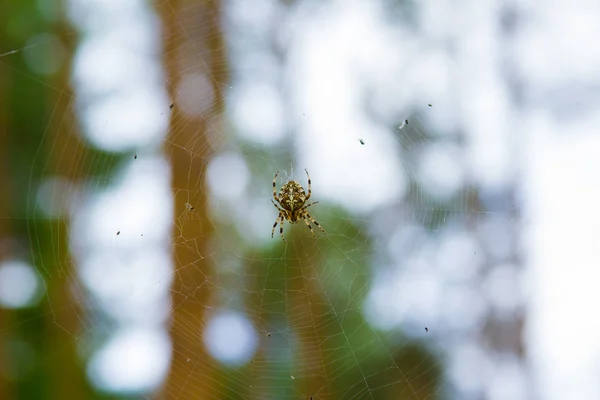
[271,169,326,242]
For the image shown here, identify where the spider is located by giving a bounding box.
[271,169,326,242]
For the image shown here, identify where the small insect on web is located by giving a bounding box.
[271,169,326,242]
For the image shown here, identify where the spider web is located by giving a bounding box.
[0,0,548,399]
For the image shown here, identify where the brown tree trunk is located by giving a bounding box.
[158,0,228,398]
[0,9,91,398]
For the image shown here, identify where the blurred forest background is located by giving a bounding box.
[2,0,600,400]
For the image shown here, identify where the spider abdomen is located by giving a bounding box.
[278,182,306,212]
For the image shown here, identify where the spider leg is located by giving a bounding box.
[303,211,326,235]
[272,199,285,212]
[303,201,319,210]
[271,200,288,242]
[272,212,286,241]
[271,213,280,238]
[279,216,286,242]
[273,171,279,202]
[302,217,316,240]
[304,169,312,201]
[272,171,287,209]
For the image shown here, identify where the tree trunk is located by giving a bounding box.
[158,0,228,397]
